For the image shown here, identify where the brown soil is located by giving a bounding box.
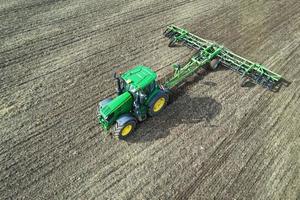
[1,0,299,199]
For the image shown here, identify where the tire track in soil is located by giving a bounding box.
[174,93,274,199]
[0,0,193,64]
[211,86,299,199]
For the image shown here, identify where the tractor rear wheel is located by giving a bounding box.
[148,91,169,117]
[114,115,136,140]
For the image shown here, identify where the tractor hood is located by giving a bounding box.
[99,91,133,118]
[98,91,133,130]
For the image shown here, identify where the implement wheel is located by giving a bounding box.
[168,38,176,47]
[240,77,251,87]
[148,91,169,117]
[208,58,221,70]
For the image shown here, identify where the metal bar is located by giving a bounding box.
[163,58,208,89]
[163,48,222,89]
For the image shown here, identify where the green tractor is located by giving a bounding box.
[97,25,283,139]
[98,65,169,139]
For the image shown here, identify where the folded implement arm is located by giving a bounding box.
[163,25,282,90]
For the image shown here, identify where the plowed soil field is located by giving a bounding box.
[1,0,299,199]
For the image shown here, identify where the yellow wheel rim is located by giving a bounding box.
[121,124,132,136]
[153,97,166,112]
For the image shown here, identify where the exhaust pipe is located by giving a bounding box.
[113,72,122,95]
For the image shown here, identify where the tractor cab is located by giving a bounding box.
[116,65,157,96]
[115,65,161,121]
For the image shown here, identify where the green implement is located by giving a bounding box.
[163,25,282,90]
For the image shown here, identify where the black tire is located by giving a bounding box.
[163,29,171,37]
[148,91,169,117]
[114,116,136,139]
[241,77,250,87]
[208,58,221,70]
[168,38,176,47]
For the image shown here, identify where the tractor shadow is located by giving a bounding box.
[126,75,222,143]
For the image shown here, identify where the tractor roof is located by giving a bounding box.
[121,65,157,90]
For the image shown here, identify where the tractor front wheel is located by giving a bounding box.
[114,115,137,140]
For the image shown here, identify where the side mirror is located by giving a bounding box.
[138,90,146,104]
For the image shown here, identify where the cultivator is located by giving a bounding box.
[163,25,282,90]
